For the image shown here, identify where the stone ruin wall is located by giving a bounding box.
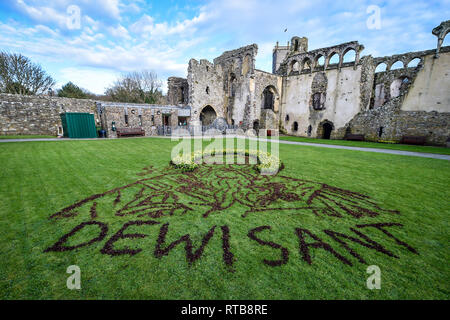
[167,77,189,106]
[0,92,188,138]
[187,44,283,131]
[100,103,183,138]
[213,44,258,130]
[279,41,370,139]
[348,47,450,145]
[252,70,282,130]
[187,58,225,123]
[0,93,98,136]
[1,20,448,144]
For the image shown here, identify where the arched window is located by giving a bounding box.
[292,122,298,132]
[375,63,387,73]
[315,55,325,69]
[180,87,185,103]
[229,73,236,97]
[285,114,289,122]
[373,83,386,109]
[407,58,421,68]
[390,61,404,70]
[263,87,275,110]
[290,60,300,75]
[390,79,402,98]
[312,92,323,110]
[328,52,340,67]
[200,105,217,126]
[342,48,356,63]
[302,58,312,72]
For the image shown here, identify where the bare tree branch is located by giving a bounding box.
[105,70,164,104]
[0,51,55,95]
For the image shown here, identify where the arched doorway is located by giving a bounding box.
[263,87,275,110]
[200,105,217,126]
[322,122,333,139]
[253,120,259,133]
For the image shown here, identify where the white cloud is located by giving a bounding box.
[108,24,131,39]
[58,67,119,94]
[129,12,209,38]
[15,0,68,29]
[3,0,450,95]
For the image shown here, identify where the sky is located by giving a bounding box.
[0,0,449,94]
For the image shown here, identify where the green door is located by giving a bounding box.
[60,113,97,138]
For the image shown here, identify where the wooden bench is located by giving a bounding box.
[345,134,365,141]
[116,127,145,138]
[400,136,426,145]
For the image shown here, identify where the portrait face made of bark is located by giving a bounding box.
[49,164,399,222]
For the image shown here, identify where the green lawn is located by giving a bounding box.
[0,137,448,299]
[0,135,56,139]
[278,135,450,155]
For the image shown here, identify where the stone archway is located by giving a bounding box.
[322,122,333,139]
[317,120,334,139]
[200,105,217,126]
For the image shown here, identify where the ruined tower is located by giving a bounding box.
[272,36,308,73]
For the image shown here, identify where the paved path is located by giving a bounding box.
[1,136,449,160]
[257,138,450,161]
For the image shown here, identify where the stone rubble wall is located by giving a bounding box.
[348,49,450,145]
[187,59,225,123]
[167,77,189,105]
[0,93,98,136]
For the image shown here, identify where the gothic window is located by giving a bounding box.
[180,87,185,104]
[312,92,324,110]
[263,87,274,110]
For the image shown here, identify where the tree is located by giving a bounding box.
[105,70,164,104]
[0,51,55,95]
[58,82,88,99]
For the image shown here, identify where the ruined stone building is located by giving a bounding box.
[1,21,448,144]
[169,20,450,145]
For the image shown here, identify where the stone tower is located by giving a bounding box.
[272,36,308,73]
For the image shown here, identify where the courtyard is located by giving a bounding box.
[0,137,448,299]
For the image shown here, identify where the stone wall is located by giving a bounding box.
[167,77,189,105]
[253,70,282,130]
[281,61,365,138]
[99,103,187,138]
[188,44,283,131]
[187,58,225,123]
[0,93,98,136]
[348,49,450,145]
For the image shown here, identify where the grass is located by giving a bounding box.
[0,137,448,299]
[279,135,450,155]
[0,135,56,139]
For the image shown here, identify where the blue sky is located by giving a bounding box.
[0,0,448,94]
